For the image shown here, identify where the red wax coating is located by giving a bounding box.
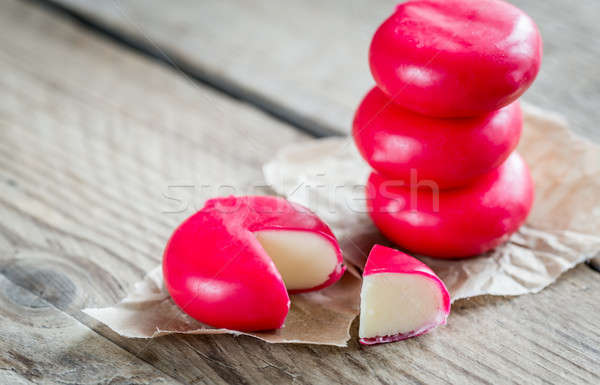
[369,0,542,117]
[163,196,345,332]
[366,153,534,258]
[353,87,523,189]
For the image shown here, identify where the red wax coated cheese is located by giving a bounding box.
[359,245,450,345]
[353,87,522,189]
[366,153,534,258]
[163,196,345,331]
[369,0,542,117]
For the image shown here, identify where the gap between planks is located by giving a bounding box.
[26,0,342,138]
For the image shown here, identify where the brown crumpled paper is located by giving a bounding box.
[84,264,361,346]
[83,104,600,346]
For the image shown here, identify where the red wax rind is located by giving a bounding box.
[369,0,542,117]
[353,87,523,188]
[163,196,345,332]
[366,153,535,258]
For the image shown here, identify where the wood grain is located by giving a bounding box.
[1,1,599,384]
[0,275,179,384]
[52,0,600,141]
[52,0,600,276]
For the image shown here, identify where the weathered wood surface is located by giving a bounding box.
[52,0,600,284]
[53,0,600,141]
[1,0,599,384]
[0,275,178,384]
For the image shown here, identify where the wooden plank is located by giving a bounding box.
[1,1,599,384]
[0,0,306,384]
[0,275,179,384]
[52,0,600,274]
[52,0,600,140]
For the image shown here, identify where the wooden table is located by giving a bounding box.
[1,0,598,383]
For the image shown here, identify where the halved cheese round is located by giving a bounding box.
[163,196,345,332]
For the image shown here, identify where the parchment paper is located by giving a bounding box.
[84,264,361,346]
[84,104,600,346]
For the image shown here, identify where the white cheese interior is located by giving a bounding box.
[254,230,338,290]
[359,273,443,339]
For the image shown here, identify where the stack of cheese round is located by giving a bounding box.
[353,0,542,258]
